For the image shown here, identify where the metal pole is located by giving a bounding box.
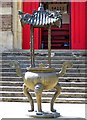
[32,27,35,67]
[48,25,51,68]
[30,25,35,67]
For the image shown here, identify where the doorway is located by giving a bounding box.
[41,2,71,49]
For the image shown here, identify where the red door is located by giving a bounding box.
[41,2,70,49]
[85,1,87,46]
[71,2,86,49]
[22,2,40,49]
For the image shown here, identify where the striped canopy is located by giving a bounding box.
[18,3,62,27]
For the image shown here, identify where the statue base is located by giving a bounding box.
[29,111,60,118]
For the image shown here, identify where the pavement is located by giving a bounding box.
[0,102,86,120]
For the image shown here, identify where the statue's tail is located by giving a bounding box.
[9,61,23,79]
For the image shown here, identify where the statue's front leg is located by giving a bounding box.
[23,84,34,112]
[50,83,61,112]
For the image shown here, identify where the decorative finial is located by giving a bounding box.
[38,3,44,11]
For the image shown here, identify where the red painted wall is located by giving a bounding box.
[71,2,86,49]
[22,2,39,49]
[84,2,87,49]
[22,2,87,49]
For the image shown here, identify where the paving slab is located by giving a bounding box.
[0,102,86,120]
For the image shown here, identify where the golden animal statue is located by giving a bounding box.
[10,61,73,113]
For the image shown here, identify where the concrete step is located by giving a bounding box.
[0,86,86,93]
[1,68,86,73]
[0,76,86,82]
[1,50,86,59]
[0,76,23,81]
[1,58,86,62]
[0,91,86,98]
[1,72,86,77]
[1,66,86,73]
[1,55,86,61]
[1,49,86,55]
[0,81,86,87]
[1,62,86,68]
[0,81,23,86]
[60,82,86,87]
[0,86,23,91]
[2,56,30,60]
[1,69,86,73]
[0,97,86,103]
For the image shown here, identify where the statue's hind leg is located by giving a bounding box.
[23,84,34,112]
[50,83,61,112]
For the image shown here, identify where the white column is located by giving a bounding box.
[17,1,22,49]
[13,1,22,49]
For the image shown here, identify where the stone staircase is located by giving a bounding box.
[0,50,87,103]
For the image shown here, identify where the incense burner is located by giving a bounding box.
[10,3,73,118]
[10,61,72,118]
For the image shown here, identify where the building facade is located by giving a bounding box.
[0,1,87,52]
[0,1,22,51]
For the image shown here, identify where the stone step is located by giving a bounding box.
[0,86,86,93]
[0,68,86,74]
[1,66,86,72]
[1,67,86,73]
[2,56,30,60]
[0,86,22,92]
[60,82,87,87]
[1,59,86,63]
[1,66,86,73]
[0,81,86,87]
[1,72,86,77]
[1,55,86,60]
[1,49,86,55]
[0,97,86,103]
[0,70,86,77]
[0,76,23,81]
[0,81,23,86]
[36,57,86,61]
[1,61,86,67]
[42,97,87,103]
[0,76,86,82]
[0,91,86,98]
[2,58,82,62]
[1,51,86,58]
[1,59,85,63]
